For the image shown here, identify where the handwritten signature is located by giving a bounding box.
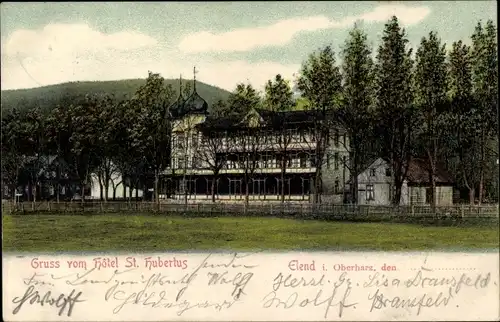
[12,285,85,317]
[262,272,358,318]
[103,252,258,314]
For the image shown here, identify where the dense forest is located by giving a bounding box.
[1,16,498,206]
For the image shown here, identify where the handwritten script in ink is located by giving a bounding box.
[3,252,499,321]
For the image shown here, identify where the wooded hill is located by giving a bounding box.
[1,79,232,114]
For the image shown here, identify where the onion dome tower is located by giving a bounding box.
[183,66,208,116]
[170,67,208,119]
[169,74,186,119]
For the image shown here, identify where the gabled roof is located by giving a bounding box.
[195,107,343,131]
[353,157,454,185]
[197,114,243,131]
[22,155,70,176]
[254,108,323,128]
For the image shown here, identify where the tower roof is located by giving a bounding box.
[168,75,186,118]
[169,66,208,119]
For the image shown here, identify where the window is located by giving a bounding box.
[334,129,339,146]
[326,153,331,169]
[334,179,339,194]
[261,154,268,168]
[334,152,339,170]
[386,167,392,177]
[366,184,375,201]
[370,168,376,177]
[300,155,307,168]
[226,160,238,169]
[258,155,265,169]
[270,158,277,168]
[229,179,242,195]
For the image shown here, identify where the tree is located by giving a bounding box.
[339,24,376,204]
[296,45,343,203]
[275,119,296,203]
[230,127,264,208]
[471,20,498,204]
[447,40,480,204]
[1,108,26,203]
[211,99,229,117]
[414,31,448,209]
[198,127,231,202]
[22,107,49,204]
[46,105,73,202]
[113,99,144,203]
[374,16,416,205]
[93,95,123,201]
[227,83,261,116]
[66,98,102,204]
[264,74,295,203]
[264,74,294,112]
[128,71,174,205]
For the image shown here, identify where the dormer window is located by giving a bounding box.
[370,168,376,177]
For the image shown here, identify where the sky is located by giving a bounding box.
[0,1,497,92]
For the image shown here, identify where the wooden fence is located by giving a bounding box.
[3,201,499,222]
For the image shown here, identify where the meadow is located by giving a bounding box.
[3,212,498,252]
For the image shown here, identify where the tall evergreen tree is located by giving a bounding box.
[264,74,295,203]
[374,16,416,205]
[414,31,448,209]
[471,20,498,204]
[296,45,343,203]
[264,74,294,112]
[227,83,261,116]
[129,71,174,204]
[340,24,376,204]
[447,40,480,204]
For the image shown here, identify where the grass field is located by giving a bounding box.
[3,213,499,252]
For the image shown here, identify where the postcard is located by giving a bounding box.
[3,252,500,321]
[1,1,499,321]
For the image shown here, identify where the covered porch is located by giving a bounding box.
[167,173,315,202]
